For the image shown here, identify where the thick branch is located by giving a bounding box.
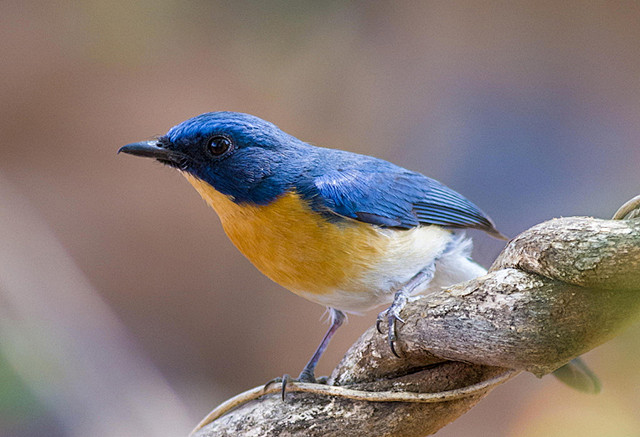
[492,217,640,290]
[193,214,640,437]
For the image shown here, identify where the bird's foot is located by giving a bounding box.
[376,266,434,357]
[376,292,408,358]
[263,371,327,401]
[263,374,294,401]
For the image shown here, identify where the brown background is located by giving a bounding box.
[1,1,639,436]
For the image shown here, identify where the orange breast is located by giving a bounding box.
[184,174,386,295]
[183,174,452,309]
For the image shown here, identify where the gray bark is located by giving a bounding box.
[193,209,640,437]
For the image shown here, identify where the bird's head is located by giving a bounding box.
[119,112,312,204]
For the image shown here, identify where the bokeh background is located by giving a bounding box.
[1,1,639,436]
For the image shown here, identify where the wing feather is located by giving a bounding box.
[306,160,504,238]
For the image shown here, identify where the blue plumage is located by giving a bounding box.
[159,111,501,237]
[299,150,499,235]
[120,112,599,396]
[121,112,604,392]
[119,111,504,386]
[163,112,312,205]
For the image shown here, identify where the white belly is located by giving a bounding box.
[298,231,486,314]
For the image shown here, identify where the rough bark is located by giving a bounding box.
[193,209,640,437]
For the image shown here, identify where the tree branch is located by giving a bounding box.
[192,198,640,437]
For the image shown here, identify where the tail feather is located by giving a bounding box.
[552,357,601,394]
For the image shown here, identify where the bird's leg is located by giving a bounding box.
[377,264,435,357]
[298,308,346,382]
[265,308,345,400]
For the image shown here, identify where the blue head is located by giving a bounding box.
[119,112,315,204]
[120,111,506,238]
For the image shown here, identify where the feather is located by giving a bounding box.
[305,152,505,239]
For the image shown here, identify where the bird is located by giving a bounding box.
[118,111,597,393]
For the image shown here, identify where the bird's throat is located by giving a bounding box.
[182,173,362,294]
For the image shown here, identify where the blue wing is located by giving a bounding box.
[302,153,503,238]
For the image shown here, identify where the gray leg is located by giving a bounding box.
[266,308,346,401]
[298,308,346,382]
[377,264,435,357]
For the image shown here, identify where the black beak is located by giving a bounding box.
[118,140,185,168]
[118,141,172,159]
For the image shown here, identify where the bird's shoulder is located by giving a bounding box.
[294,147,501,236]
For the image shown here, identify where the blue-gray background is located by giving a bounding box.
[1,1,639,436]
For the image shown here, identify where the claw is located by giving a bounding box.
[263,371,326,401]
[390,312,406,326]
[387,309,405,358]
[376,315,384,334]
[378,293,409,357]
[281,374,290,401]
[389,339,400,358]
[376,307,405,357]
[377,266,434,358]
[315,375,328,384]
[263,375,284,392]
[263,374,292,401]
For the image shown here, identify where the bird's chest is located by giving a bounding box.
[184,175,450,308]
[184,175,379,293]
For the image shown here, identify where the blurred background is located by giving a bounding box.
[1,1,639,436]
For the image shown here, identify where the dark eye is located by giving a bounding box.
[207,135,233,157]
